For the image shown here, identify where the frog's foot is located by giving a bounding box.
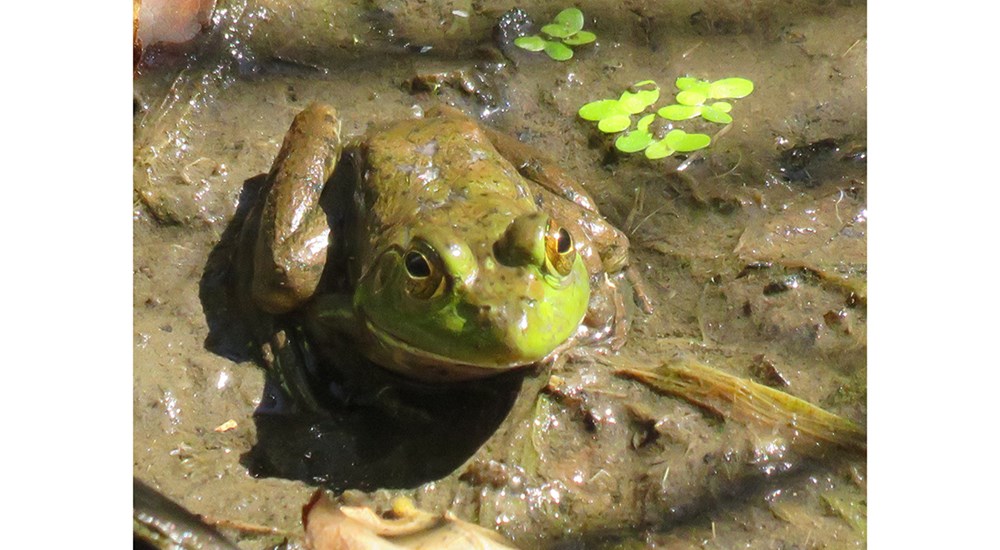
[589,267,653,351]
[349,383,435,424]
[575,272,630,353]
[626,265,655,314]
[260,325,325,413]
[607,273,630,350]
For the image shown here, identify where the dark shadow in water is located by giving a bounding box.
[200,171,523,491]
[247,367,523,490]
[199,173,267,364]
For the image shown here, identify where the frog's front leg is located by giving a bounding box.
[253,103,343,314]
[483,126,602,213]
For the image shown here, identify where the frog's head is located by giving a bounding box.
[354,212,590,381]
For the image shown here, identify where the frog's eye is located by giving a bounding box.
[403,244,446,299]
[404,251,431,278]
[544,219,576,277]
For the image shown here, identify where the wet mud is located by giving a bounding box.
[134,1,866,547]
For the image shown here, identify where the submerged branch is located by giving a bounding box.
[617,359,866,454]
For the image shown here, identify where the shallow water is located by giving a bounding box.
[134,1,866,547]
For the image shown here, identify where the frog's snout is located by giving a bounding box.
[469,300,510,330]
[462,287,517,324]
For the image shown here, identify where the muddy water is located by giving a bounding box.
[134,1,866,547]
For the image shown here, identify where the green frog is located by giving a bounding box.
[243,103,638,402]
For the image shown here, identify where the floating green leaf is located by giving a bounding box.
[644,139,675,159]
[541,23,574,38]
[597,114,631,133]
[615,130,654,153]
[563,31,596,45]
[700,106,733,124]
[709,77,754,98]
[578,99,627,121]
[676,90,707,106]
[544,40,574,61]
[676,77,711,97]
[636,113,655,132]
[711,101,733,113]
[675,77,700,90]
[618,96,646,114]
[664,129,711,152]
[619,81,660,114]
[657,104,702,120]
[553,7,585,34]
[514,35,546,51]
[615,114,656,152]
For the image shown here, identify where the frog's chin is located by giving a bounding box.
[364,320,543,381]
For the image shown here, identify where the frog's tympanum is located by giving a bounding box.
[245,103,634,389]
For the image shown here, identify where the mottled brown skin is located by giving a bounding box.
[252,105,342,314]
[249,103,635,383]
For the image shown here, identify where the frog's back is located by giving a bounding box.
[352,114,541,263]
[361,116,538,216]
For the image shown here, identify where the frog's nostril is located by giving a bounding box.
[477,304,510,328]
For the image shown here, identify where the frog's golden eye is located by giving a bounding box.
[403,245,446,299]
[544,219,576,277]
[404,251,431,278]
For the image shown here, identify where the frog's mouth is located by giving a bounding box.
[364,320,541,381]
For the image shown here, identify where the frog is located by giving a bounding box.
[241,102,642,406]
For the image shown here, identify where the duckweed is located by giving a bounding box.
[645,130,713,160]
[614,114,655,153]
[579,80,660,130]
[514,8,597,61]
[659,77,754,124]
[578,76,755,159]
